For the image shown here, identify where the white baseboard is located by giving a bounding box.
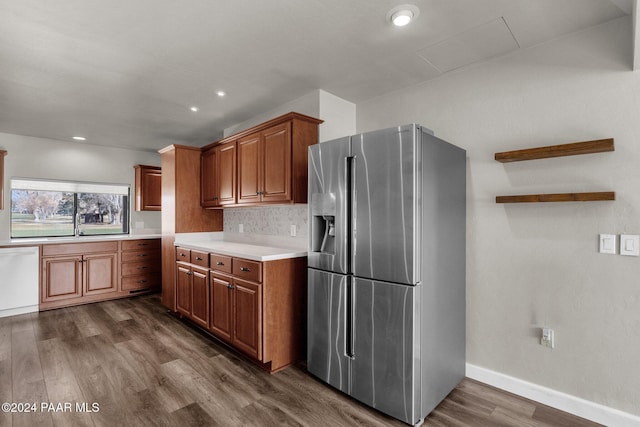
[0,304,38,318]
[466,363,640,427]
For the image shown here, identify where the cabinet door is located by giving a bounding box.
[84,252,118,296]
[210,273,233,342]
[41,256,83,303]
[217,141,237,206]
[232,278,262,360]
[191,267,209,329]
[262,122,291,203]
[201,147,218,207]
[237,132,261,204]
[176,263,192,317]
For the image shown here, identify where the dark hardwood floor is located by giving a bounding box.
[0,294,602,426]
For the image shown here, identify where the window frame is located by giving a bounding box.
[10,178,131,239]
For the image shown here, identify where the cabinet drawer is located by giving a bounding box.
[210,254,232,274]
[42,241,118,256]
[191,250,209,268]
[232,258,262,283]
[121,249,160,262]
[175,247,191,263]
[122,239,160,251]
[121,260,160,277]
[122,274,159,291]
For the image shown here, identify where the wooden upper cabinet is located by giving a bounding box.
[202,141,237,208]
[237,132,262,205]
[134,165,161,211]
[238,122,293,205]
[201,112,322,208]
[0,150,6,210]
[262,122,292,203]
[201,147,217,207]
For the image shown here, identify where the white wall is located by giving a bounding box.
[357,16,640,417]
[318,89,356,142]
[0,133,161,240]
[223,91,320,137]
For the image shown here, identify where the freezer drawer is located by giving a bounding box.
[351,278,419,425]
[307,268,351,394]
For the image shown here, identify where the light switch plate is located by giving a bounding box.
[620,234,639,256]
[599,234,616,254]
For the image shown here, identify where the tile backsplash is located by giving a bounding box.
[223,205,308,237]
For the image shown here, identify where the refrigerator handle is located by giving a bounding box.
[346,156,355,274]
[345,276,355,359]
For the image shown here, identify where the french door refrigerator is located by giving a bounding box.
[307,124,466,425]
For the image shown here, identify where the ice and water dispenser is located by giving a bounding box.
[310,193,336,255]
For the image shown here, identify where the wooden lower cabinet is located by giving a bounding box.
[41,243,118,309]
[210,272,233,342]
[175,248,306,373]
[176,262,192,316]
[231,278,262,360]
[121,239,161,292]
[176,250,209,330]
[84,252,118,296]
[40,238,161,311]
[191,267,209,329]
[41,255,83,303]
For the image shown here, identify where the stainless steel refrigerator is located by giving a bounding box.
[307,124,466,425]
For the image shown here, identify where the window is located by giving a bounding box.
[11,178,130,238]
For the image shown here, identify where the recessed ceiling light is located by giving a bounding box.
[387,4,420,27]
[216,90,226,97]
[190,106,199,112]
[72,136,86,141]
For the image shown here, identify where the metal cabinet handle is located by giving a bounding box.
[216,261,224,266]
[196,256,203,261]
[137,266,147,270]
[138,254,148,257]
[179,253,186,257]
[137,280,147,284]
[137,243,148,246]
[240,267,250,272]
[226,284,235,290]
[186,271,193,276]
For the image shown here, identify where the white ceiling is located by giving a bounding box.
[0,0,633,152]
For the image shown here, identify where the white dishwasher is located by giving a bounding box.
[0,246,39,318]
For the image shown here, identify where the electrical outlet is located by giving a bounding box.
[290,225,297,237]
[239,223,243,233]
[541,328,554,348]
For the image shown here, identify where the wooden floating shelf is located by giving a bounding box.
[495,138,614,163]
[496,192,615,204]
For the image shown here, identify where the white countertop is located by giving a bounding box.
[175,233,307,261]
[0,233,161,247]
[175,240,307,262]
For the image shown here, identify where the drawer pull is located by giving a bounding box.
[179,253,186,257]
[137,280,148,284]
[138,254,148,257]
[196,256,203,261]
[240,267,250,272]
[186,271,193,276]
[216,261,224,266]
[137,266,147,270]
[137,243,148,246]
[226,284,235,290]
